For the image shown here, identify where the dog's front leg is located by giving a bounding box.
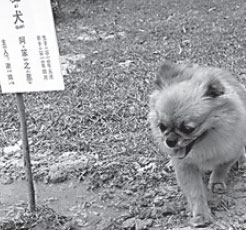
[172,159,213,227]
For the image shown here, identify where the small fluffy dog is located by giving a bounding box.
[148,62,246,227]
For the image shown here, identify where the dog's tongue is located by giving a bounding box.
[171,140,195,159]
[172,148,188,159]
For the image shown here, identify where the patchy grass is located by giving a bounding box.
[0,205,79,230]
[1,0,246,229]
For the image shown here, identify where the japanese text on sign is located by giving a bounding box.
[0,0,64,93]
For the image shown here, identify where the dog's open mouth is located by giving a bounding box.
[174,130,208,159]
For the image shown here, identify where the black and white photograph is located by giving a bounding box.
[1,0,246,229]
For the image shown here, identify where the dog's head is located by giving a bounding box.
[149,62,238,159]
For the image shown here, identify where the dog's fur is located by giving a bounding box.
[148,62,246,227]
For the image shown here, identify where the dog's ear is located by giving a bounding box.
[204,79,224,98]
[155,62,180,89]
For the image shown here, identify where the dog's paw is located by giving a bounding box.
[209,182,227,194]
[190,214,213,228]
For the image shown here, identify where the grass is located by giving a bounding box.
[2,0,246,181]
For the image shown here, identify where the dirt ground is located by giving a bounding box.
[1,0,246,229]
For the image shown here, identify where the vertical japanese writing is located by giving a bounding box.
[10,0,25,29]
[1,39,14,85]
[19,36,32,84]
[0,0,64,93]
[37,35,54,80]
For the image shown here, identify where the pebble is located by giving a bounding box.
[136,219,154,230]
[122,217,135,229]
[122,218,154,230]
[0,175,14,185]
[48,171,67,184]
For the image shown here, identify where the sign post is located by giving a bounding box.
[0,0,64,212]
[16,93,36,212]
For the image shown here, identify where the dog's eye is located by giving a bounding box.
[180,123,195,134]
[158,123,167,132]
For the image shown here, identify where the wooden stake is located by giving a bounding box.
[16,93,36,213]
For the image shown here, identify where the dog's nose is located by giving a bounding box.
[166,138,178,148]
